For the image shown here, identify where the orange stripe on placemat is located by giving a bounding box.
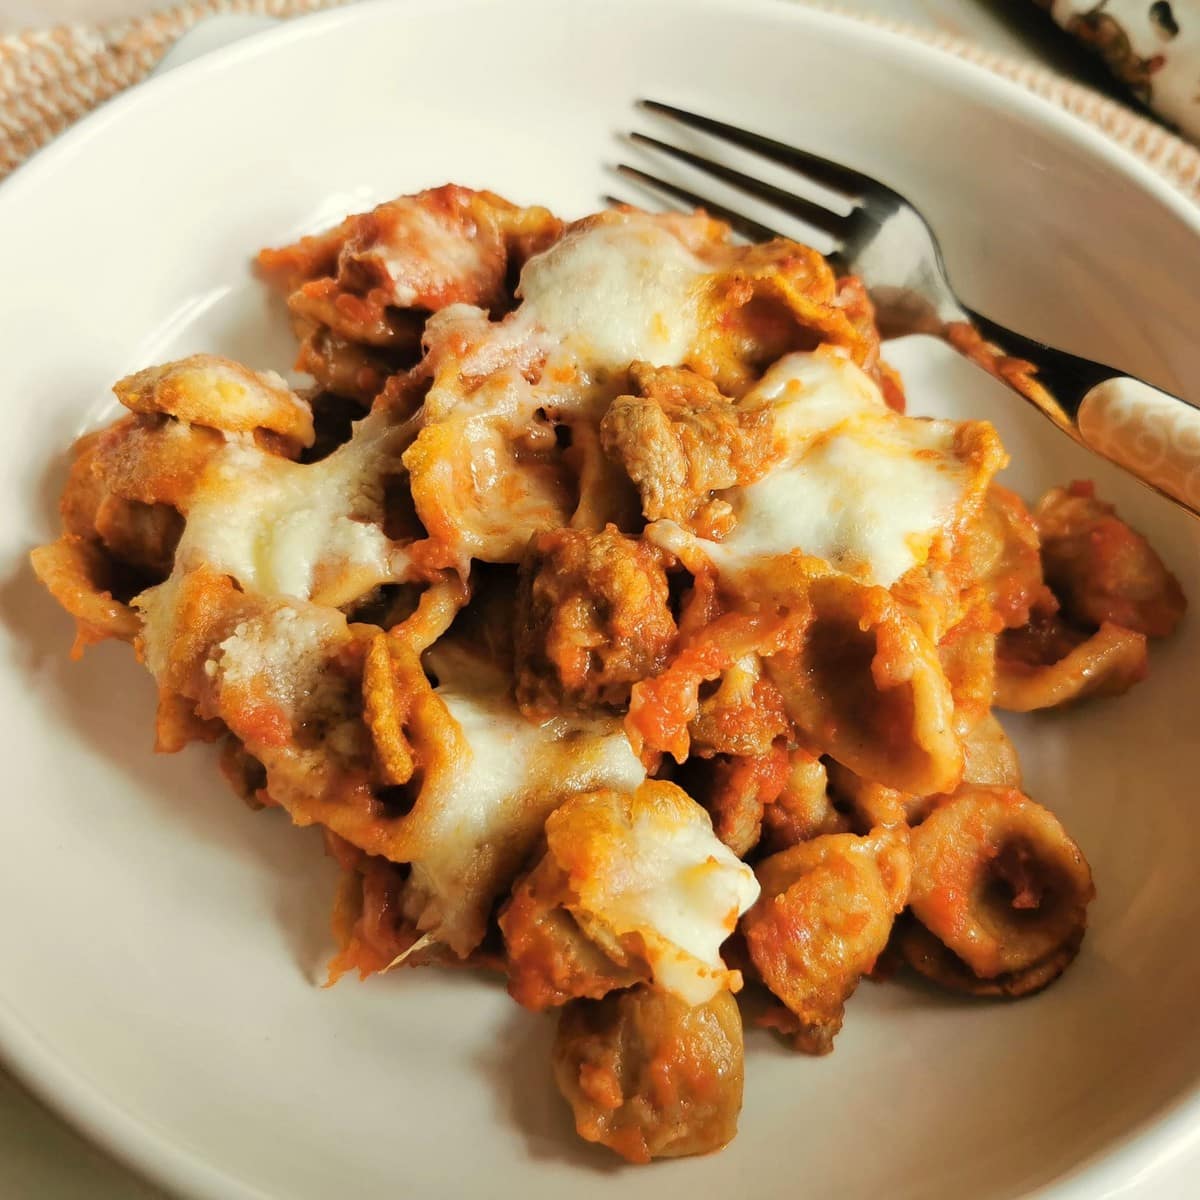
[1,0,1198,203]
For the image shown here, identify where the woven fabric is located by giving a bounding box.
[2,0,1199,203]
[0,1,346,176]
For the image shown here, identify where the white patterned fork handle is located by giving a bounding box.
[617,101,1200,519]
[1078,379,1200,511]
[953,307,1200,512]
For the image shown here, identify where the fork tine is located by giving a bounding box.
[629,131,851,243]
[639,100,876,197]
[614,164,784,243]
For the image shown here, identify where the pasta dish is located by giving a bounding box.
[31,186,1186,1163]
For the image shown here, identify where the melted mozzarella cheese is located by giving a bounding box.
[756,349,883,439]
[559,783,760,1006]
[403,647,647,954]
[715,415,969,586]
[652,350,976,588]
[516,212,706,373]
[422,213,709,423]
[174,409,412,605]
[424,687,647,856]
[407,213,713,564]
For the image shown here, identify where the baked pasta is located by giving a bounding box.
[32,185,1186,1162]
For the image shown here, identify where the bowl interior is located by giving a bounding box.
[1,2,1200,1198]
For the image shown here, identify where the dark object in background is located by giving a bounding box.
[1014,0,1196,136]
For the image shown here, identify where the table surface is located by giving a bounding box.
[0,1,1192,1197]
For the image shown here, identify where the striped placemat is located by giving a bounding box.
[2,0,1199,203]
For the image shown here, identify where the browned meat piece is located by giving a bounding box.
[687,654,790,758]
[552,986,744,1164]
[294,325,412,405]
[1035,481,1185,638]
[89,498,183,579]
[692,744,790,857]
[599,363,774,537]
[514,525,676,717]
[759,750,846,853]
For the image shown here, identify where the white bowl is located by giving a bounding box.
[1,2,1199,1197]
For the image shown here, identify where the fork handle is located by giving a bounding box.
[960,308,1200,516]
[1077,377,1200,511]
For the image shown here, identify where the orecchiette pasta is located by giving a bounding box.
[31,188,1185,1162]
[907,786,1094,980]
[742,827,911,1054]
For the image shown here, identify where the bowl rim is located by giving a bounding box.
[2,1,1199,1197]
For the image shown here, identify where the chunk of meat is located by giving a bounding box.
[1035,482,1185,638]
[600,363,775,537]
[742,826,910,1054]
[687,654,790,758]
[693,743,790,857]
[88,497,182,579]
[514,526,677,717]
[552,986,744,1164]
[759,750,845,853]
